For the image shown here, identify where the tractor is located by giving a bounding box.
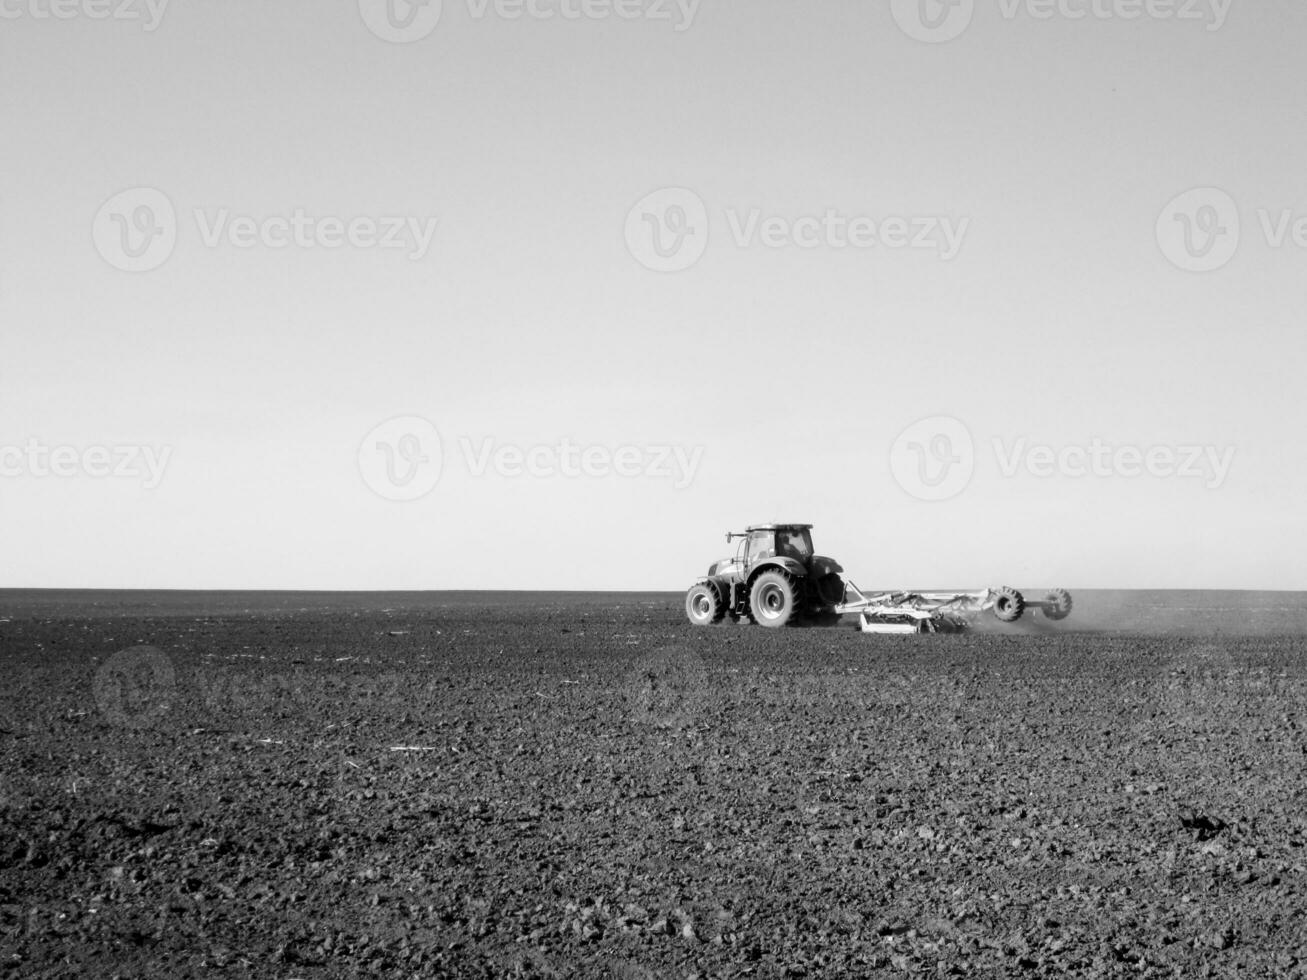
[684,524,1074,632]
[685,524,846,628]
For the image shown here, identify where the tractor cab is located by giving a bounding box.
[730,524,815,569]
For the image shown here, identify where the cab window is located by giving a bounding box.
[746,532,775,564]
[776,529,813,560]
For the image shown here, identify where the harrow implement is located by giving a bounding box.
[834,583,1073,634]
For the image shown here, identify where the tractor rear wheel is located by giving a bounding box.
[750,571,798,628]
[685,583,725,626]
[1043,589,1073,621]
[992,587,1026,623]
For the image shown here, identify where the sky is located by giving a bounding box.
[1,0,1305,591]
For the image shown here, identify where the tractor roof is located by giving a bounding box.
[745,523,813,532]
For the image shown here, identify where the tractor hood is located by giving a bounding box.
[708,556,741,577]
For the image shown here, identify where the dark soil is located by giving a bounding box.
[2,591,1306,978]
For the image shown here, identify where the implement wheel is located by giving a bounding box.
[1043,589,1073,621]
[992,587,1026,623]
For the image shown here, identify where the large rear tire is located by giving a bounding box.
[685,583,724,626]
[992,587,1026,623]
[1043,589,1073,621]
[750,570,798,628]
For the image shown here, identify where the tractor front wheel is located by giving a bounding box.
[685,583,725,626]
[750,571,798,628]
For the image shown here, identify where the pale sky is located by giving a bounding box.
[1,0,1304,590]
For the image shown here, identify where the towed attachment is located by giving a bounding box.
[835,583,1073,634]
